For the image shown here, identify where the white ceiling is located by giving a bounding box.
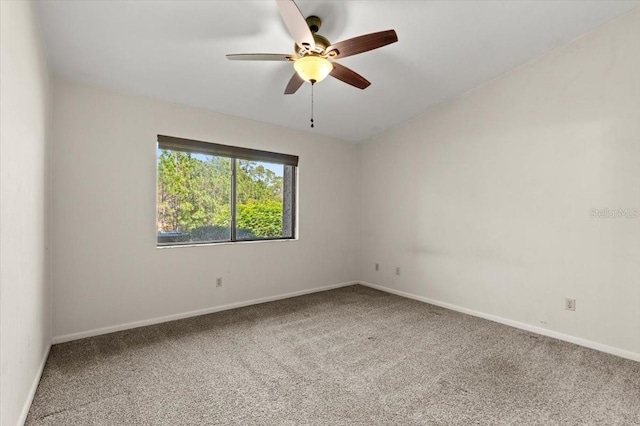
[35,1,639,142]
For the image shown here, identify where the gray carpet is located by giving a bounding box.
[26,285,640,425]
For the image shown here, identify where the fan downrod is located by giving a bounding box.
[295,16,330,55]
[306,16,321,33]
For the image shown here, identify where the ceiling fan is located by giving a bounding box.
[226,0,398,95]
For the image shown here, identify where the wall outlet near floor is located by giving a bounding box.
[375,263,379,271]
[395,267,401,276]
[216,277,223,288]
[565,298,576,311]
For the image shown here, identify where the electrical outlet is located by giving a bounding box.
[216,277,223,288]
[395,267,400,276]
[565,298,575,311]
[375,263,379,271]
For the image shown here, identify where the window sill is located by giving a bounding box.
[156,238,299,250]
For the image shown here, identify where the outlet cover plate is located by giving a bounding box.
[565,298,576,311]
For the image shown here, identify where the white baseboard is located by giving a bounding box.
[52,281,358,344]
[18,343,51,426]
[359,281,640,363]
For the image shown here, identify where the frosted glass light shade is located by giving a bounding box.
[294,56,333,83]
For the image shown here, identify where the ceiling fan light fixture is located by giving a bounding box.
[293,56,333,84]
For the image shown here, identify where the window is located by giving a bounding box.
[156,135,297,246]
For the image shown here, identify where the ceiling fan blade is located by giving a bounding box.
[329,63,371,90]
[226,53,295,61]
[284,72,305,95]
[276,0,315,51]
[326,30,398,59]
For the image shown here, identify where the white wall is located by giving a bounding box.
[0,1,52,425]
[360,9,640,359]
[51,79,360,341]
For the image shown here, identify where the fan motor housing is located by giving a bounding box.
[296,33,331,56]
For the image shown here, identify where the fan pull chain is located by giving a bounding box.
[310,82,314,128]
